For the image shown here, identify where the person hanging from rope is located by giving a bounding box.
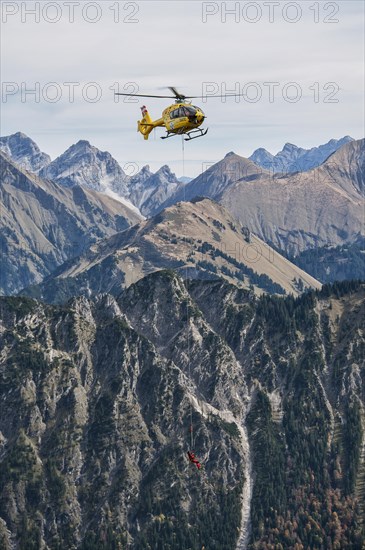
[187,422,202,469]
[187,450,202,470]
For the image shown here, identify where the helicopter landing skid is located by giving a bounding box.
[184,128,208,141]
[160,132,179,140]
[160,128,208,141]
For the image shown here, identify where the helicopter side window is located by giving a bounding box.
[170,109,180,119]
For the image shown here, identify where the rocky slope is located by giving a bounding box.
[0,132,51,174]
[0,276,364,549]
[23,198,321,304]
[0,153,143,295]
[249,136,354,173]
[163,140,364,255]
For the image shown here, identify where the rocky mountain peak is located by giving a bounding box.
[252,147,271,155]
[66,139,98,157]
[0,131,51,174]
[52,139,107,163]
[127,163,182,217]
[282,142,299,152]
[248,148,274,169]
[140,164,151,174]
[74,139,92,148]
[39,139,129,196]
[155,164,178,182]
[13,131,28,139]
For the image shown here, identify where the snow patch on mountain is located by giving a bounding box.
[103,188,144,218]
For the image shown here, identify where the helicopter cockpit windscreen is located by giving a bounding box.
[183,106,197,117]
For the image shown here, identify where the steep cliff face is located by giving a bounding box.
[0,276,364,549]
[188,279,365,548]
[0,278,249,550]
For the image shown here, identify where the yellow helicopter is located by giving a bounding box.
[115,86,241,142]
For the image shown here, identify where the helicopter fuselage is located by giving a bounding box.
[162,102,205,133]
[138,102,206,140]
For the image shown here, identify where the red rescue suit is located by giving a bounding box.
[187,451,201,470]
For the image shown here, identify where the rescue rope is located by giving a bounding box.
[181,133,185,179]
[181,135,193,451]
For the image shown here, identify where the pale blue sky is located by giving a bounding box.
[1,0,364,176]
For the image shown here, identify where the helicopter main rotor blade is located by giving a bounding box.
[182,93,251,99]
[115,93,176,98]
[115,91,250,100]
[168,86,186,99]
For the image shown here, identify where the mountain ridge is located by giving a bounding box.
[22,197,321,304]
[221,139,365,254]
[249,135,354,172]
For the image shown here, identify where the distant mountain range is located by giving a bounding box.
[0,133,182,217]
[249,136,354,173]
[1,131,364,292]
[1,132,353,184]
[1,132,357,221]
